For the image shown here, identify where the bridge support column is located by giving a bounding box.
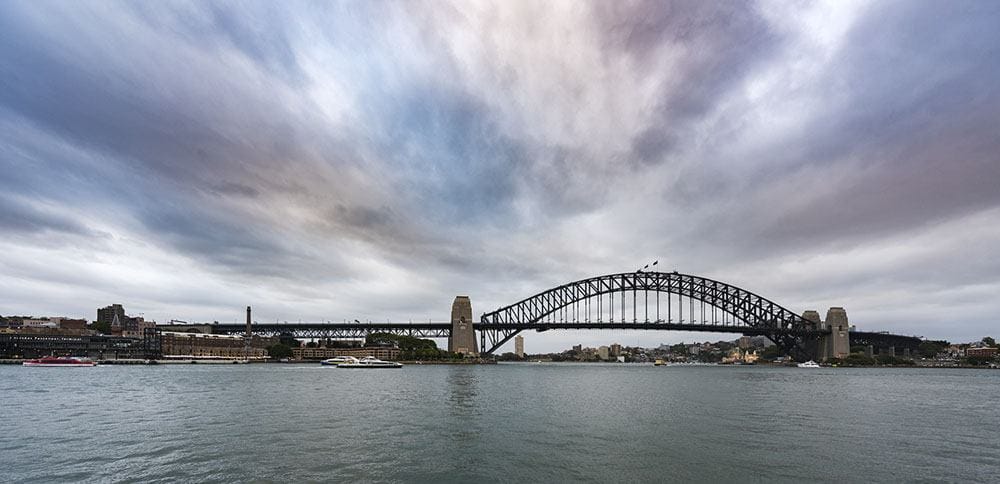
[817,307,850,362]
[801,310,822,361]
[448,296,478,356]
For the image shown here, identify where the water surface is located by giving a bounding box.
[2,364,997,483]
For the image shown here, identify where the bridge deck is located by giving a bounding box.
[157,321,827,338]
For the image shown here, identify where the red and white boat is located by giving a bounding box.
[22,356,97,367]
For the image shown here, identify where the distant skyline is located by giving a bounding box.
[2,1,999,352]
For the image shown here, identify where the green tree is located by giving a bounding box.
[841,353,876,366]
[983,336,996,347]
[267,344,293,359]
[918,340,948,359]
[90,320,111,334]
[760,345,780,360]
[876,355,915,366]
[963,355,993,367]
[278,335,300,347]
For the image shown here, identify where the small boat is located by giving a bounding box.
[797,360,821,368]
[321,356,358,366]
[337,356,402,368]
[23,356,96,367]
[654,359,666,366]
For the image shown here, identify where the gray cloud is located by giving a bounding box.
[1,1,998,348]
[0,195,95,237]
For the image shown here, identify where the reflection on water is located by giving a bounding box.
[445,366,479,411]
[1,364,998,483]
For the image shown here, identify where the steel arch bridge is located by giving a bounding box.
[479,271,827,360]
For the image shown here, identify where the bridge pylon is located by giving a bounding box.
[448,296,478,356]
[818,307,850,361]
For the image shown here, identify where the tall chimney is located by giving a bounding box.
[244,306,252,361]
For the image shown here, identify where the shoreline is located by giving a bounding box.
[1,358,994,369]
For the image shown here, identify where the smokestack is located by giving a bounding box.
[246,306,252,338]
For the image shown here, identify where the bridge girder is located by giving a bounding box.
[479,271,822,360]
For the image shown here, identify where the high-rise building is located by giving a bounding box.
[598,346,610,360]
[514,335,524,358]
[97,304,126,327]
[610,343,622,357]
[738,336,752,349]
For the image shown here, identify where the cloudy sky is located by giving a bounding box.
[2,1,998,352]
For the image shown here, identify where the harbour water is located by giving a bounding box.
[2,364,998,483]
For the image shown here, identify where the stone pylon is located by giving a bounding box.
[801,310,822,360]
[448,296,478,356]
[823,307,850,361]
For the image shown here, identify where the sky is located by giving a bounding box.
[1,1,999,353]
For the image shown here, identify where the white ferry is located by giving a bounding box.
[320,356,357,366]
[797,360,821,368]
[337,356,403,369]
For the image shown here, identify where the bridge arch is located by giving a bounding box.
[479,271,822,360]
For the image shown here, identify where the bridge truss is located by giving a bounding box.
[480,271,827,360]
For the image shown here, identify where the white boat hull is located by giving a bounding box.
[337,363,403,368]
[23,362,96,367]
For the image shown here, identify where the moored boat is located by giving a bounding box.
[23,356,96,367]
[337,356,402,368]
[797,360,820,368]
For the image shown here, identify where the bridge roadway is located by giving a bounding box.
[158,321,828,339]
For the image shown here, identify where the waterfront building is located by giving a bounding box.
[51,317,88,331]
[722,348,760,364]
[966,347,998,358]
[0,332,157,359]
[515,335,524,358]
[610,343,622,357]
[159,331,275,359]
[121,317,156,339]
[598,346,609,361]
[22,319,59,329]
[292,345,401,361]
[9,325,94,337]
